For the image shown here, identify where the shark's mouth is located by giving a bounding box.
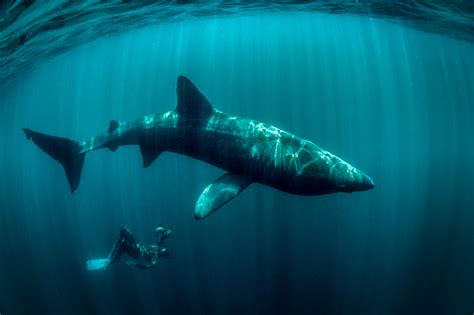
[0,0,473,86]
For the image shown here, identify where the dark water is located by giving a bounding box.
[1,7,474,315]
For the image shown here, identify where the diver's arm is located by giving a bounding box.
[155,227,172,247]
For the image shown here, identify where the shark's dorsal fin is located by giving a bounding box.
[176,76,214,118]
[139,143,162,168]
[195,173,253,220]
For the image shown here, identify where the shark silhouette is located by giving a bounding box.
[23,76,374,219]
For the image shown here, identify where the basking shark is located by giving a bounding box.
[23,76,374,219]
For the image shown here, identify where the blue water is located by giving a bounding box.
[1,12,473,315]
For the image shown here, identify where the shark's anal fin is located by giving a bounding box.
[107,144,119,152]
[139,143,162,168]
[195,173,253,220]
[176,76,214,118]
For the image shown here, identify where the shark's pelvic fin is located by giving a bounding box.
[23,128,85,193]
[176,75,214,118]
[195,173,253,220]
[139,143,162,168]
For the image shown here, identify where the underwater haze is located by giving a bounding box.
[1,9,474,315]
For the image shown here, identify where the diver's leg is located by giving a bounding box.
[109,227,138,262]
[87,228,137,271]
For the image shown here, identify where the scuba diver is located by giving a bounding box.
[87,225,172,270]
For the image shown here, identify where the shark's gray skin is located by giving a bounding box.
[23,76,374,219]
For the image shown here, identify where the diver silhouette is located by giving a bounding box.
[87,225,172,270]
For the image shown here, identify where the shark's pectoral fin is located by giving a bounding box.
[139,143,162,168]
[195,173,253,220]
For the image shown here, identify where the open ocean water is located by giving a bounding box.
[0,1,473,314]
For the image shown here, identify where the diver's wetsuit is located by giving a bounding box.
[108,226,171,269]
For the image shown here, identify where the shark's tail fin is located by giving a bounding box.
[23,128,85,193]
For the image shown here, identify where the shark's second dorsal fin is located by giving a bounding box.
[176,76,214,118]
[108,120,120,133]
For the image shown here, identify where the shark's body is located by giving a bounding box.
[23,76,374,219]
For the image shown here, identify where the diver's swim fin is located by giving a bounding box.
[86,258,111,271]
[23,128,85,193]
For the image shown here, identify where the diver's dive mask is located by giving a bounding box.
[154,225,171,237]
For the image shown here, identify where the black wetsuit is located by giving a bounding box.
[108,227,171,269]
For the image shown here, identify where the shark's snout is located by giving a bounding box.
[358,173,375,191]
[341,170,374,193]
[330,158,375,193]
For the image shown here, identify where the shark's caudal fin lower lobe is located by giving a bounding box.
[23,128,85,193]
